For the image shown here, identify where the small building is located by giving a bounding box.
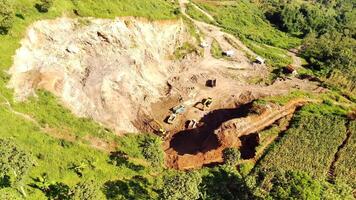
[223,50,235,57]
[255,56,265,64]
[200,41,209,48]
[283,65,298,76]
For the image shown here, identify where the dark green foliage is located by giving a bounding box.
[161,171,202,200]
[302,31,356,76]
[71,179,105,200]
[269,170,323,199]
[0,139,34,188]
[35,0,54,13]
[267,170,353,200]
[140,135,164,167]
[104,176,156,200]
[222,147,240,166]
[200,166,254,200]
[0,0,14,34]
[32,174,71,200]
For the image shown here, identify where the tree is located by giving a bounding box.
[267,170,354,200]
[140,135,164,167]
[161,172,202,200]
[71,179,105,200]
[223,147,240,166]
[35,0,53,13]
[0,0,14,34]
[0,139,34,193]
[200,166,254,200]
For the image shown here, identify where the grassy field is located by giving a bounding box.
[191,0,300,67]
[186,3,214,24]
[254,104,349,184]
[334,121,356,188]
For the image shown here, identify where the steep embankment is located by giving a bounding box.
[166,99,311,170]
[8,17,188,133]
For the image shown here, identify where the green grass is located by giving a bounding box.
[211,39,223,59]
[186,3,214,24]
[0,106,130,199]
[174,42,202,60]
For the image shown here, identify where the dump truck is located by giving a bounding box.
[166,113,177,124]
[172,105,186,114]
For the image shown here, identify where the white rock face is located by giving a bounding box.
[8,17,188,133]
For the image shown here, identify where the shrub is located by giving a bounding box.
[71,179,105,200]
[140,135,164,167]
[35,0,54,13]
[0,0,14,34]
[0,139,34,188]
[223,147,240,166]
[161,172,202,200]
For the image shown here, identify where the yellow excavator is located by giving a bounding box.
[194,97,213,111]
[148,119,167,137]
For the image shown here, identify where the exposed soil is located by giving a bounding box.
[165,99,312,169]
[170,103,252,155]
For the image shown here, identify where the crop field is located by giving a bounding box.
[334,121,356,188]
[255,104,348,180]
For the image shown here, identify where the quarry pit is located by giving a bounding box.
[8,17,323,169]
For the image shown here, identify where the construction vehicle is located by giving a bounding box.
[194,97,213,111]
[148,119,166,137]
[186,119,197,129]
[172,105,185,114]
[206,79,217,88]
[166,113,177,124]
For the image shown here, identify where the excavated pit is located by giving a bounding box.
[239,133,259,159]
[169,103,252,155]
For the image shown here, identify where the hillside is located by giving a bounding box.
[0,0,355,199]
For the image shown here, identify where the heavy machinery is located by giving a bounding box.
[166,113,177,124]
[206,79,217,88]
[148,119,166,137]
[194,97,213,111]
[172,105,186,114]
[186,119,197,129]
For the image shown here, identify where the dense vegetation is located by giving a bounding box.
[259,0,356,94]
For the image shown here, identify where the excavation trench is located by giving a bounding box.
[169,103,253,155]
[165,99,309,170]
